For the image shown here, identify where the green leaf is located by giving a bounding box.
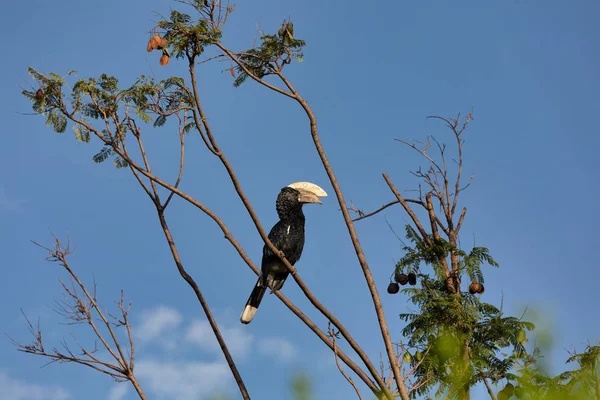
[183,121,197,134]
[135,108,152,123]
[93,146,113,163]
[46,112,67,133]
[73,124,91,143]
[114,157,129,169]
[153,115,167,127]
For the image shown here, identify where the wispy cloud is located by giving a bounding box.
[0,371,70,400]
[107,384,129,400]
[258,337,297,362]
[129,306,299,400]
[134,306,182,345]
[136,360,232,400]
[186,319,254,359]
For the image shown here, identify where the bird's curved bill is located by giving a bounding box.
[297,189,322,204]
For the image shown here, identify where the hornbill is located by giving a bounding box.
[240,182,327,324]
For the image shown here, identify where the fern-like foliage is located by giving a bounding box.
[392,225,533,398]
[394,226,498,286]
[233,20,305,88]
[460,247,499,284]
[23,67,196,168]
[156,10,222,60]
[93,146,113,163]
[22,68,67,134]
[511,345,600,399]
[399,277,534,398]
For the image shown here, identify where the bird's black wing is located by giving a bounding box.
[261,220,305,289]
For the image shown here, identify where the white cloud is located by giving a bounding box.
[136,360,232,400]
[0,371,70,400]
[186,319,254,359]
[107,384,129,400]
[258,337,297,362]
[135,306,182,344]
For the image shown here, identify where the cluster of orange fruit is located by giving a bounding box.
[147,34,169,66]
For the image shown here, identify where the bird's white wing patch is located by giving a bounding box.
[286,225,291,235]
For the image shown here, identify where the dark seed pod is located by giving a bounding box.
[408,272,417,285]
[387,282,400,294]
[35,89,43,101]
[395,272,409,285]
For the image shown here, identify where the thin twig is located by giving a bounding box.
[328,324,364,400]
[383,174,431,247]
[156,209,251,400]
[16,238,148,399]
[351,199,424,222]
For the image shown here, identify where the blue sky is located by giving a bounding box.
[2,0,599,399]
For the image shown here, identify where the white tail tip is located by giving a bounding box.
[240,305,258,324]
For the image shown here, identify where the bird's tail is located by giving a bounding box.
[240,277,267,324]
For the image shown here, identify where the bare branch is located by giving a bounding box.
[426,193,440,240]
[15,238,148,399]
[328,323,364,400]
[155,210,251,399]
[163,113,186,208]
[395,138,445,180]
[456,207,467,235]
[351,199,424,222]
[382,173,431,247]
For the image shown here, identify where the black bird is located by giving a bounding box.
[240,182,327,324]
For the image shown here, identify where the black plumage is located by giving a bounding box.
[240,186,322,324]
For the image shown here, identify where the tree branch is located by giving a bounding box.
[16,237,148,400]
[351,199,424,222]
[483,378,498,400]
[382,173,431,247]
[156,209,251,399]
[328,324,364,400]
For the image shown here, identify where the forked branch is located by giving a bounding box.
[14,235,147,400]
